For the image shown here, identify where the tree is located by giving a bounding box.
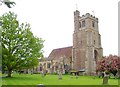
[0,0,15,8]
[96,55,120,78]
[1,11,44,77]
[0,28,1,72]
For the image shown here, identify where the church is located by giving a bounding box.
[39,10,103,75]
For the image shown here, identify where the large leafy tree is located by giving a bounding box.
[0,28,1,72]
[1,12,44,77]
[96,55,120,78]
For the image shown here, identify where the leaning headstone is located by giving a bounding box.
[103,72,109,85]
[72,72,75,76]
[41,70,46,77]
[41,73,44,77]
[58,72,62,80]
[58,64,63,80]
[76,75,78,79]
[41,71,44,77]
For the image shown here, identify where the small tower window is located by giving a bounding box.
[92,21,95,27]
[82,20,85,27]
[94,40,95,45]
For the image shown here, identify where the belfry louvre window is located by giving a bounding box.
[82,20,85,27]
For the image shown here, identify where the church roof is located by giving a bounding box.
[48,46,72,60]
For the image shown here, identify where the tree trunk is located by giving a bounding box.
[7,70,12,77]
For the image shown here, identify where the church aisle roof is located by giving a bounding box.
[48,46,72,60]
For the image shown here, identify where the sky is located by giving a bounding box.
[0,0,119,57]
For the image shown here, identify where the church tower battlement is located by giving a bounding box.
[72,10,103,75]
[74,10,99,32]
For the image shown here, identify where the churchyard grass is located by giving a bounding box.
[2,74,118,85]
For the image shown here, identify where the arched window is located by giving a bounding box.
[94,50,98,63]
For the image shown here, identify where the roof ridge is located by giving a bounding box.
[53,46,72,50]
[48,46,72,58]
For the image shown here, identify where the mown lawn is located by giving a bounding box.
[2,74,119,85]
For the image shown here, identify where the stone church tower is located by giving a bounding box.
[72,10,103,75]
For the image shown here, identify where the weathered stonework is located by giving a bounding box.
[36,10,103,75]
[72,10,103,75]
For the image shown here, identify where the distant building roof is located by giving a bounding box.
[48,46,72,60]
[39,57,49,61]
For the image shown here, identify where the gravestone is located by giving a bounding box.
[76,75,78,79]
[58,72,62,80]
[41,69,46,77]
[103,72,109,85]
[75,71,79,79]
[58,65,62,80]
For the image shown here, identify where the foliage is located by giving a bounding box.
[0,28,1,72]
[96,55,120,76]
[1,11,44,77]
[0,0,15,8]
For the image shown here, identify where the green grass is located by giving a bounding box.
[2,74,119,85]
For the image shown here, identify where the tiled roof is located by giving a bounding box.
[48,46,72,60]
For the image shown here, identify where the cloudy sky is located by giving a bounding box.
[0,0,119,57]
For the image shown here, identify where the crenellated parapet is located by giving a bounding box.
[80,13,98,22]
[74,10,99,31]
